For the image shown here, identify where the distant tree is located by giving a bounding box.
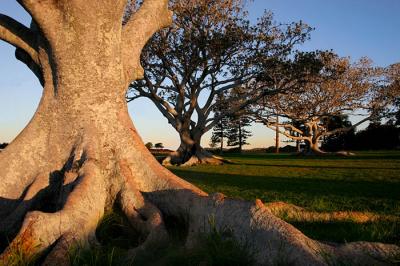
[127,0,312,166]
[253,53,388,155]
[382,63,400,126]
[226,87,253,152]
[145,142,154,149]
[394,98,400,126]
[227,114,252,152]
[248,50,331,153]
[210,94,230,153]
[0,143,8,149]
[154,143,164,149]
[353,123,400,150]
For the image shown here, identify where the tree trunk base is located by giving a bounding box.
[297,149,356,157]
[162,149,231,167]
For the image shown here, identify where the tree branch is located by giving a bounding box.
[266,124,307,141]
[16,0,63,48]
[0,14,39,64]
[122,0,172,83]
[15,48,43,85]
[322,116,371,137]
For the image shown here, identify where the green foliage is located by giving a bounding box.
[352,123,400,150]
[69,210,140,266]
[321,115,356,152]
[132,220,256,266]
[210,94,230,152]
[69,210,256,266]
[290,219,400,245]
[96,210,142,249]
[226,114,252,151]
[1,230,41,266]
[154,143,164,149]
[70,245,126,266]
[2,246,40,266]
[145,142,153,149]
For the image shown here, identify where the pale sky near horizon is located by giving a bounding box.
[0,0,399,149]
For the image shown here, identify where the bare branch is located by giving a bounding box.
[0,14,39,64]
[122,0,172,82]
[15,48,43,85]
[16,0,63,47]
[143,74,179,117]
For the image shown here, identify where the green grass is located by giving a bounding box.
[69,211,255,266]
[169,150,400,244]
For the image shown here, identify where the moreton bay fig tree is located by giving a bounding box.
[0,1,398,265]
[127,0,313,166]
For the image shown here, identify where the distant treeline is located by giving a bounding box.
[322,124,400,152]
[208,123,399,154]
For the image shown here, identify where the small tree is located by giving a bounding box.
[224,86,253,152]
[0,143,8,150]
[210,94,230,153]
[226,113,252,152]
[145,142,154,149]
[154,142,164,149]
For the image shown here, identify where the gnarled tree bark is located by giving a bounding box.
[0,1,398,265]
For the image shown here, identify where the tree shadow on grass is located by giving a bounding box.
[223,152,400,161]
[171,169,400,245]
[171,169,400,215]
[290,219,400,245]
[235,163,400,171]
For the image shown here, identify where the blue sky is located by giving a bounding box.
[0,0,399,148]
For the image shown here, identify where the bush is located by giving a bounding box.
[0,143,8,149]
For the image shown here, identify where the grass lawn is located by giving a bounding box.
[169,150,400,245]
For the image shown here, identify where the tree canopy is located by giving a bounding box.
[251,52,389,154]
[127,0,312,165]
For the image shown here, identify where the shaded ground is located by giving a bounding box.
[169,151,400,245]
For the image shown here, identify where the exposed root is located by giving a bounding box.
[119,187,167,241]
[0,173,50,238]
[144,190,400,265]
[0,155,106,265]
[162,150,227,167]
[119,161,168,248]
[0,142,88,242]
[42,233,77,266]
[333,242,400,265]
[299,149,356,157]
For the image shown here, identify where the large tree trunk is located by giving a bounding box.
[162,131,224,166]
[220,134,224,154]
[308,139,325,155]
[296,140,301,153]
[0,1,398,265]
[305,138,354,156]
[238,120,243,153]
